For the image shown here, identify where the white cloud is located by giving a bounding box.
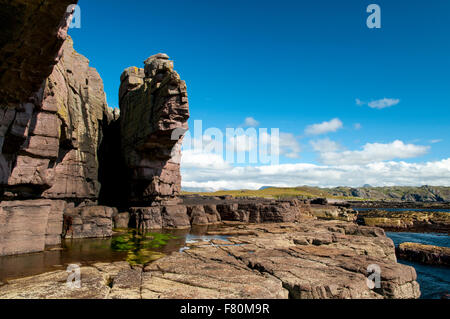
[227,134,257,152]
[368,98,400,109]
[181,158,450,191]
[304,118,343,135]
[355,98,400,109]
[182,128,300,162]
[244,117,259,127]
[310,138,341,153]
[316,140,429,165]
[279,132,301,158]
[354,123,362,130]
[182,149,230,170]
[430,139,443,144]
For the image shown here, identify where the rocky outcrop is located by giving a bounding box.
[0,34,110,254]
[125,197,311,230]
[396,242,450,266]
[63,206,117,239]
[356,210,450,234]
[129,205,191,230]
[186,205,221,225]
[146,221,420,299]
[309,205,356,222]
[119,54,189,205]
[0,200,67,255]
[0,221,421,299]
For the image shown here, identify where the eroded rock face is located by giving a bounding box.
[0,0,76,106]
[129,205,191,230]
[396,242,450,266]
[0,200,67,255]
[63,206,117,239]
[0,1,112,255]
[309,205,357,222]
[1,36,109,200]
[125,198,310,230]
[119,54,189,204]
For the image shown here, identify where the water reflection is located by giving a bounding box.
[0,225,223,282]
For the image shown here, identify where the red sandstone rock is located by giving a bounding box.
[119,54,190,204]
[63,206,116,239]
[0,0,76,106]
[0,200,67,256]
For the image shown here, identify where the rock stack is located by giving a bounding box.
[117,53,191,228]
[0,1,193,255]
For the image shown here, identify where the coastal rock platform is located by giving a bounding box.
[396,242,450,266]
[0,220,420,299]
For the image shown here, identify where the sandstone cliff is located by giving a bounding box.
[0,0,76,106]
[0,32,110,253]
[0,0,115,256]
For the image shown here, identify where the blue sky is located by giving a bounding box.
[70,0,450,190]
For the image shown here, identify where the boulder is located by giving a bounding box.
[63,206,116,239]
[0,200,67,256]
[130,205,190,230]
[113,212,131,229]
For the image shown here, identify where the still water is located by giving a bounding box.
[0,226,227,282]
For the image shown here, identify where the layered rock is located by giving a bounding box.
[129,205,191,230]
[119,54,189,204]
[0,1,111,255]
[0,200,67,255]
[63,206,117,239]
[356,210,450,234]
[126,197,311,230]
[0,0,76,106]
[396,242,450,266]
[1,10,108,200]
[309,204,356,222]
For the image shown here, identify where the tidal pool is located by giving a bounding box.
[0,225,227,282]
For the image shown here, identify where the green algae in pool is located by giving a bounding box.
[0,225,224,282]
[111,229,178,266]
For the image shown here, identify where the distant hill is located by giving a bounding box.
[322,185,450,202]
[182,185,450,202]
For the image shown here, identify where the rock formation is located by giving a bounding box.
[396,242,450,266]
[0,0,115,256]
[0,2,425,301]
[0,0,76,106]
[119,54,189,205]
[356,210,450,234]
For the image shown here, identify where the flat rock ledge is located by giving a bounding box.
[0,220,420,299]
[396,242,450,266]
